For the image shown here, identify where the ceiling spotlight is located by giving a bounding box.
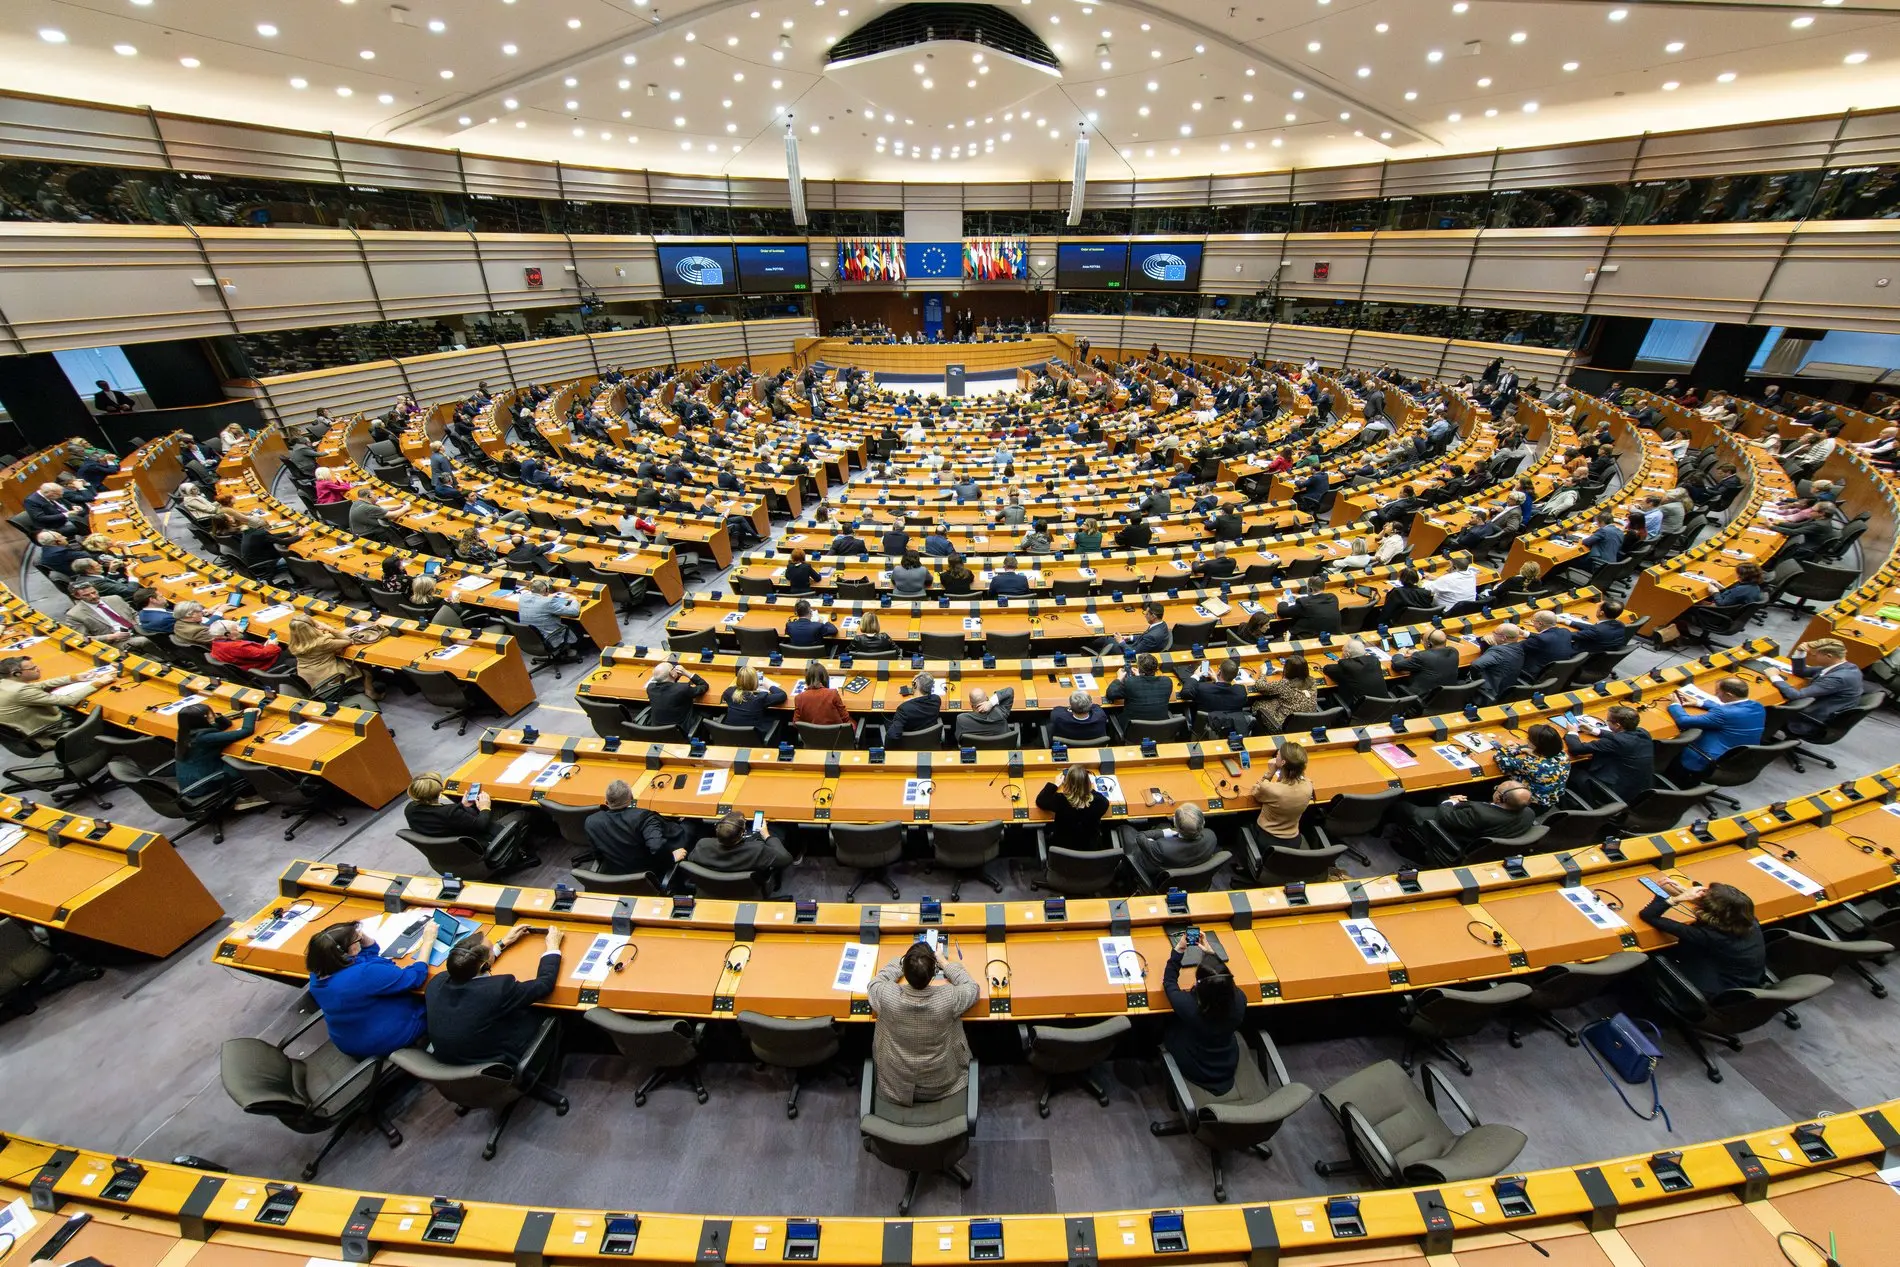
[1147,80,1158,91]
[674,116,685,125]
[1285,112,1296,121]
[334,84,350,95]
[923,78,934,87]
[1484,107,1497,116]
[1375,22,1389,33]
[1267,138,1277,147]
[1096,86,1106,96]
[1403,90,1416,100]
[574,127,585,137]
[566,99,579,109]
[1790,15,1814,27]
[1452,1,1468,11]
[1448,111,1461,121]
[1608,8,1627,19]
[1339,111,1350,119]
[38,28,67,43]
[502,43,517,55]
[674,55,686,65]
[1242,92,1253,102]
[1190,101,1201,110]
[667,89,680,100]
[621,109,631,118]
[1563,61,1579,71]
[458,116,472,126]
[1477,77,1491,87]
[360,49,376,60]
[618,78,630,89]
[1291,89,1305,99]
[256,23,278,37]
[378,92,394,104]
[1844,51,1867,64]
[115,44,139,56]
[1357,66,1371,77]
[734,72,745,80]
[289,76,308,88]
[1717,70,1737,82]
[567,18,582,28]
[1427,49,1443,63]
[728,36,739,45]
[1380,130,1392,138]
[1510,31,1526,43]
[685,31,696,41]
[1522,101,1538,112]
[439,69,454,79]
[1665,41,1685,52]
[564,76,578,86]
[1661,79,1679,88]
[1307,41,1321,52]
[772,78,782,87]
[428,19,446,33]
[181,55,201,66]
[1139,106,1150,116]
[624,53,638,64]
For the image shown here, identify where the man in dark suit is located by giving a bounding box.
[1191,542,1238,582]
[425,925,563,1067]
[880,523,910,557]
[1473,623,1528,702]
[1106,653,1175,721]
[23,483,83,535]
[1389,780,1538,863]
[829,522,870,557]
[1770,639,1865,738]
[784,599,838,647]
[92,380,136,414]
[1293,467,1331,514]
[1389,629,1460,702]
[584,779,686,875]
[1124,804,1218,874]
[237,514,291,577]
[1518,610,1577,681]
[1277,585,1342,638]
[952,685,1016,745]
[887,672,944,739]
[690,811,794,875]
[644,662,709,729]
[1182,657,1250,728]
[1379,568,1439,623]
[986,555,1031,597]
[1322,638,1388,709]
[1208,506,1245,541]
[1567,599,1632,655]
[1563,705,1655,805]
[1107,602,1170,656]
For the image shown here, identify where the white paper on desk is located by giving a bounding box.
[324,544,354,555]
[1099,936,1142,985]
[902,778,933,807]
[832,942,877,992]
[722,612,742,625]
[1677,685,1720,708]
[1080,613,1104,629]
[1239,600,1265,616]
[1878,1164,1900,1196]
[1751,854,1825,897]
[1092,774,1126,805]
[1855,615,1900,630]
[155,694,210,716]
[1456,732,1496,754]
[192,582,227,595]
[1340,918,1400,966]
[531,762,577,790]
[272,722,323,746]
[248,902,325,950]
[1077,567,1097,579]
[0,825,24,852]
[840,616,861,632]
[1434,744,1480,772]
[1560,887,1629,931]
[252,604,293,622]
[497,751,555,785]
[1070,672,1099,691]
[697,768,730,797]
[572,934,631,983]
[0,1199,38,1251]
[3,637,46,650]
[422,645,472,665]
[453,577,493,592]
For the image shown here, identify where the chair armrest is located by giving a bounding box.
[277,1005,329,1050]
[1016,1024,1034,1058]
[964,1060,980,1127]
[179,771,236,804]
[1235,824,1265,883]
[859,1057,877,1118]
[1158,1049,1197,1121]
[1420,1062,1481,1128]
[1421,819,1461,868]
[510,1016,562,1087]
[1250,1028,1294,1089]
[1339,1100,1404,1187]
[1642,955,1711,1023]
[1033,827,1050,866]
[306,1050,385,1115]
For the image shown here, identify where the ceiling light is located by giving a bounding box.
[923,78,934,87]
[38,29,67,43]
[1147,80,1158,91]
[1510,31,1526,43]
[289,76,308,88]
[1220,142,1230,152]
[1664,41,1684,52]
[1357,66,1371,77]
[1099,60,1111,70]
[1427,49,1443,62]
[1403,90,1416,100]
[1139,106,1150,116]
[1242,92,1253,102]
[809,124,819,133]
[1307,41,1321,52]
[771,78,782,87]
[573,127,585,137]
[1522,101,1538,112]
[1484,107,1497,116]
[621,109,631,118]
[667,90,679,100]
[967,78,975,86]
[674,55,686,65]
[681,141,692,149]
[459,116,473,126]
[1476,77,1491,87]
[722,98,732,107]
[1790,15,1813,27]
[1562,61,1579,71]
[772,49,783,60]
[1452,2,1468,11]
[567,18,582,28]
[1661,79,1679,89]
[1292,89,1305,99]
[1380,130,1392,139]
[1844,51,1868,64]
[726,122,737,132]
[1716,71,1736,82]
[566,99,580,109]
[1101,28,1112,37]
[624,53,638,64]
[685,31,696,41]
[1195,43,1205,52]
[618,78,630,89]
[734,72,745,80]
[335,85,351,95]
[1266,139,1275,147]
[439,69,454,79]
[428,19,446,33]
[180,57,201,68]
[674,116,685,125]
[783,18,795,27]
[256,23,278,37]
[1339,111,1350,119]
[728,36,739,45]
[1096,87,1106,96]
[115,44,138,56]
[517,120,526,127]
[1285,112,1296,121]
[564,76,578,86]
[1375,22,1389,33]
[1448,111,1461,121]
[1608,8,1627,19]
[978,64,988,72]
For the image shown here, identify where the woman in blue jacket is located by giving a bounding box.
[305,921,438,1060]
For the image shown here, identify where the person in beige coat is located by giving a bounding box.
[867,942,979,1106]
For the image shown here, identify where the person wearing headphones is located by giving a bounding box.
[1161,933,1246,1094]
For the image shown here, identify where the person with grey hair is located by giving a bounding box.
[1124,802,1218,873]
[584,778,685,876]
[515,575,581,654]
[952,684,1016,745]
[63,581,153,653]
[1473,622,1527,702]
[644,660,709,729]
[1050,689,1109,742]
[1323,635,1387,708]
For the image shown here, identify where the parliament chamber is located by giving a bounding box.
[3,7,1900,1263]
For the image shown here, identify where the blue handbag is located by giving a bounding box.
[1580,1012,1673,1131]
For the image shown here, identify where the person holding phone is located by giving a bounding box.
[1161,933,1245,1094]
[425,924,565,1067]
[403,772,535,870]
[305,919,436,1059]
[866,941,978,1107]
[1638,879,1765,996]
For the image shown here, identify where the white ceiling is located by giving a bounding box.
[4,0,1899,184]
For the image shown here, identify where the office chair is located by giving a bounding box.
[1770,690,1883,773]
[885,720,945,750]
[1348,693,1419,724]
[626,718,698,745]
[1763,929,1894,1024]
[1311,789,1400,867]
[1170,617,1218,649]
[221,1011,402,1179]
[928,822,1005,900]
[794,720,858,750]
[395,828,538,881]
[1533,800,1627,851]
[960,722,1021,750]
[587,1010,708,1106]
[392,1016,568,1159]
[107,759,242,845]
[1279,706,1349,736]
[859,1057,978,1215]
[0,918,99,1019]
[1642,958,1834,1082]
[1396,983,1533,1075]
[1695,740,1802,810]
[735,626,781,656]
[1617,780,1716,832]
[3,707,116,809]
[1817,901,1900,996]
[1120,714,1190,744]
[833,822,905,900]
[918,631,966,659]
[1237,824,1346,885]
[737,1012,850,1119]
[1418,822,1548,869]
[572,864,669,896]
[1314,1059,1527,1186]
[222,757,348,842]
[1030,836,1124,896]
[1019,1016,1130,1118]
[674,858,778,900]
[986,631,1031,657]
[1506,952,1650,1047]
[1150,1029,1314,1203]
[703,716,783,748]
[499,616,574,677]
[404,668,495,736]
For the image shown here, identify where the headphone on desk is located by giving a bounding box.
[606,942,638,974]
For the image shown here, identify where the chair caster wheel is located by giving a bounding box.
[1456,1061,1473,1076]
[634,1092,648,1107]
[1038,1104,1050,1119]
[695,1090,709,1104]
[556,1100,570,1115]
[787,1106,798,1120]
[1214,1183,1227,1203]
[455,1105,471,1116]
[482,1144,497,1160]
[1707,1070,1724,1084]
[84,967,105,980]
[1507,1034,1522,1049]
[386,1131,402,1149]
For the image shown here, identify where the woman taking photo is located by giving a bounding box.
[1495,722,1569,808]
[306,919,435,1060]
[721,664,787,738]
[1034,764,1110,850]
[173,703,261,800]
[1161,933,1246,1094]
[1250,654,1320,733]
[1248,740,1315,848]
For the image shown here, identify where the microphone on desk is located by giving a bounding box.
[1421,1199,1547,1258]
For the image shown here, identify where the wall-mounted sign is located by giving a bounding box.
[524,267,544,288]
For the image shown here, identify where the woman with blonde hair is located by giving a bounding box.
[721,663,787,737]
[1249,741,1315,846]
[1483,560,1543,606]
[1033,764,1110,849]
[286,611,383,700]
[313,466,357,505]
[1330,537,1375,572]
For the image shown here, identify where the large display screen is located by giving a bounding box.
[656,243,738,297]
[1056,241,1129,290]
[736,242,810,293]
[1128,241,1204,291]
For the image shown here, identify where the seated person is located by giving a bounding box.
[516,577,581,655]
[1473,623,1527,702]
[1493,722,1569,808]
[889,550,932,598]
[1183,656,1251,727]
[1277,584,1341,637]
[720,665,787,737]
[689,810,795,878]
[1638,879,1766,998]
[1567,598,1633,654]
[1562,704,1655,805]
[986,554,1031,597]
[784,598,839,647]
[643,661,709,729]
[867,941,979,1106]
[1123,803,1218,873]
[1768,638,1865,737]
[1106,601,1170,656]
[1389,628,1460,701]
[1388,780,1538,861]
[584,778,686,875]
[1518,609,1577,680]
[829,521,870,557]
[403,771,535,863]
[781,549,821,594]
[953,685,1016,745]
[1480,562,1543,608]
[1321,637,1386,709]
[1661,563,1765,646]
[850,610,897,654]
[305,920,435,1060]
[1248,741,1314,848]
[1160,935,1245,1094]
[173,704,261,799]
[1049,691,1109,743]
[1106,653,1175,721]
[1192,543,1237,581]
[1666,677,1764,774]
[425,925,564,1067]
[886,671,943,739]
[937,556,976,596]
[1378,567,1437,622]
[1035,764,1111,849]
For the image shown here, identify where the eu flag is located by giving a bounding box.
[904,241,962,280]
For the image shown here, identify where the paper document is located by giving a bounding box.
[0,826,23,852]
[696,768,730,797]
[1080,613,1104,629]
[0,1199,38,1251]
[427,644,472,663]
[531,762,577,790]
[193,582,228,595]
[1092,775,1126,804]
[271,722,323,746]
[1751,855,1825,897]
[156,694,210,716]
[1434,744,1479,772]
[831,942,877,992]
[252,605,293,622]
[1340,919,1401,966]
[572,934,632,983]
[1879,1164,1900,1196]
[1372,742,1419,769]
[1239,600,1266,616]
[1559,887,1628,931]
[1099,936,1143,985]
[902,778,933,807]
[962,617,983,632]
[1071,672,1098,691]
[248,902,325,950]
[497,752,555,785]
[453,577,493,592]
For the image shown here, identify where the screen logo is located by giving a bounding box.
[673,254,726,287]
[1141,252,1189,282]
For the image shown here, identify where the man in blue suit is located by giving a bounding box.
[1770,639,1865,738]
[1293,467,1330,514]
[1566,599,1632,655]
[1518,610,1576,681]
[1667,678,1764,774]
[986,555,1031,597]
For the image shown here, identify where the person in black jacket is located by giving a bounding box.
[1321,637,1386,709]
[1115,515,1154,549]
[1388,780,1537,862]
[403,773,534,866]
[584,779,686,876]
[1378,568,1438,623]
[1277,584,1342,637]
[1161,936,1245,1094]
[1106,653,1175,721]
[886,671,943,740]
[1033,765,1110,850]
[1562,705,1656,806]
[689,810,795,877]
[1389,629,1460,702]
[644,662,709,729]
[721,665,787,736]
[1182,656,1249,721]
[425,924,564,1067]
[1638,879,1765,998]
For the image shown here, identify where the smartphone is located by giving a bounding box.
[751,810,767,837]
[1638,876,1674,900]
[463,782,482,803]
[1182,928,1201,946]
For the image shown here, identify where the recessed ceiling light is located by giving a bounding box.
[38,29,67,43]
[378,93,394,104]
[1242,92,1253,102]
[674,55,686,65]
[1376,22,1389,33]
[1510,31,1527,43]
[1661,80,1679,89]
[289,76,307,88]
[621,109,632,118]
[1220,142,1230,152]
[1790,15,1814,28]
[459,116,472,126]
[428,19,446,33]
[1357,66,1371,77]
[923,77,934,87]
[564,76,578,87]
[618,78,630,89]
[784,18,795,27]
[1476,77,1492,87]
[1147,80,1158,91]
[1452,2,1468,12]
[624,53,638,64]
[1307,41,1321,52]
[1291,89,1305,99]
[1522,101,1538,112]
[1563,61,1579,71]
[180,57,200,68]
[1195,43,1204,52]
[115,44,138,56]
[517,120,527,127]
[1139,106,1150,116]
[1096,86,1106,96]
[1190,101,1201,111]
[809,124,819,133]
[685,31,696,41]
[566,100,579,109]
[439,69,454,79]
[568,18,582,29]
[1665,41,1685,52]
[734,72,745,80]
[1607,8,1627,20]
[360,49,375,59]
[1285,112,1296,121]
[335,85,351,95]
[1403,90,1416,100]
[1448,111,1461,121]
[674,116,685,125]
[1844,51,1868,64]
[1484,107,1497,116]
[1339,110,1351,119]
[256,23,278,37]
[1150,48,1161,59]
[1717,71,1737,82]
[1427,49,1443,63]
